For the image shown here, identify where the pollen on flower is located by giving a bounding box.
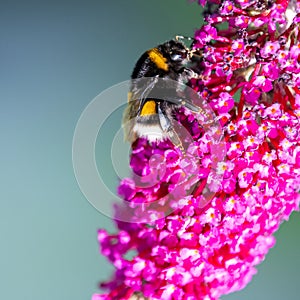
[278,163,291,175]
[217,162,228,174]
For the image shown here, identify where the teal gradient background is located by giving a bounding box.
[1,1,299,299]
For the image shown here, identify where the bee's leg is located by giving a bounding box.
[167,94,212,121]
[179,67,201,83]
[158,103,185,153]
[158,94,208,118]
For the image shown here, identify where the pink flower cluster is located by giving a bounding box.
[94,0,300,299]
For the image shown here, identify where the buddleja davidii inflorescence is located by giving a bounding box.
[94,1,300,299]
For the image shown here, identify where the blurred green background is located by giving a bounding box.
[1,1,299,299]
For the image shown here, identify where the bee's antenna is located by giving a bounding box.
[175,35,197,49]
[175,35,194,41]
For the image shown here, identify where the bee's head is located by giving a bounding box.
[160,40,190,65]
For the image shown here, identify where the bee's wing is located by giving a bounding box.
[122,94,140,142]
[122,77,158,142]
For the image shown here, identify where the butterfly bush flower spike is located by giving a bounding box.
[94,0,300,299]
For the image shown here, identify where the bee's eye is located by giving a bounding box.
[170,51,186,61]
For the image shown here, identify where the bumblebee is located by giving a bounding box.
[123,37,202,150]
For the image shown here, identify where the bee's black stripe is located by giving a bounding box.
[131,48,169,79]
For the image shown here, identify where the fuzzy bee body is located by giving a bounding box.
[123,39,201,148]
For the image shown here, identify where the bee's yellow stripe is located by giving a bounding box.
[147,48,169,71]
[140,100,156,116]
